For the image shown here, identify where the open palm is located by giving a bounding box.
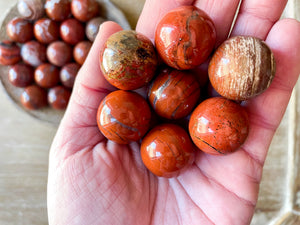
[47,0,300,224]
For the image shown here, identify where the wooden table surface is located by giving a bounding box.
[0,1,298,225]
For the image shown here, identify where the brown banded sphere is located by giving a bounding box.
[47,41,73,67]
[148,68,200,119]
[71,0,99,22]
[97,90,152,144]
[73,41,92,65]
[155,5,216,70]
[8,63,34,87]
[141,123,195,178]
[0,41,21,65]
[34,18,60,44]
[60,18,85,45]
[86,17,105,42]
[21,40,47,67]
[100,30,158,90]
[17,0,45,20]
[6,17,33,43]
[48,86,71,110]
[34,63,60,88]
[45,0,71,21]
[60,63,80,88]
[20,85,48,110]
[189,97,249,155]
[208,36,276,100]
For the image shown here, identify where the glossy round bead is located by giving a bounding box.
[73,41,92,65]
[0,41,21,65]
[48,86,71,110]
[17,0,45,21]
[208,36,276,100]
[34,18,60,44]
[60,18,85,45]
[6,17,34,43]
[21,40,47,67]
[20,85,48,110]
[34,63,60,88]
[148,68,200,119]
[60,63,80,88]
[189,97,249,155]
[155,5,216,70]
[85,17,105,42]
[141,123,195,178]
[97,90,152,144]
[8,63,34,87]
[100,30,158,90]
[71,0,99,22]
[45,0,71,21]
[47,41,73,67]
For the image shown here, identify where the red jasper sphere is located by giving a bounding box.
[189,97,249,155]
[34,18,60,44]
[73,41,92,65]
[0,41,21,65]
[71,0,99,22]
[34,63,60,88]
[6,17,33,43]
[45,0,71,21]
[48,86,71,110]
[8,63,34,87]
[60,63,80,89]
[155,5,216,70]
[141,123,195,178]
[100,30,158,90]
[20,85,48,110]
[148,68,200,119]
[60,18,85,45]
[97,90,152,144]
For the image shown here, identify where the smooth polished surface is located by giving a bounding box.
[100,30,157,90]
[71,0,99,22]
[148,67,200,119]
[6,17,33,43]
[155,5,216,70]
[141,123,195,178]
[45,0,71,22]
[8,63,34,87]
[208,36,276,101]
[97,90,151,144]
[189,97,249,155]
[34,18,60,44]
[0,41,21,65]
[34,63,60,88]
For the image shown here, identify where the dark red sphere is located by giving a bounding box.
[34,63,60,88]
[8,63,34,87]
[60,18,85,45]
[71,0,99,22]
[6,17,33,43]
[60,63,80,88]
[48,86,71,110]
[20,85,48,110]
[47,41,73,67]
[45,0,71,21]
[34,18,60,44]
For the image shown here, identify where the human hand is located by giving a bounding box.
[47,0,300,224]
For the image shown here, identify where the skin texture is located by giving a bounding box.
[48,0,300,225]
